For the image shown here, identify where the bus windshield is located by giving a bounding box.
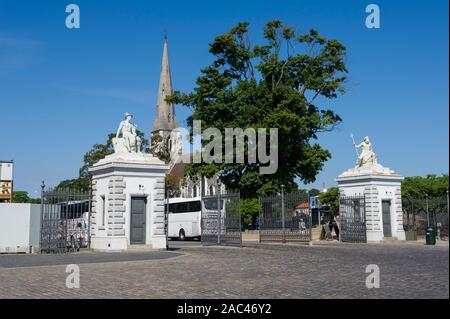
[203,198,224,211]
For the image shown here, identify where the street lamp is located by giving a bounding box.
[216,177,221,245]
[39,180,45,252]
[447,189,449,230]
[281,184,285,243]
[165,183,170,251]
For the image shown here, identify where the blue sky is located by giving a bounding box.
[0,0,448,196]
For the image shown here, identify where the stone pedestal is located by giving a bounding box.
[88,152,168,251]
[336,163,406,242]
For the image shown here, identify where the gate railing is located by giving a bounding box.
[201,192,242,246]
[402,197,449,239]
[40,182,92,253]
[339,195,366,243]
[259,189,312,243]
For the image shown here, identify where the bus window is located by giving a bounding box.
[167,201,201,214]
[187,201,201,212]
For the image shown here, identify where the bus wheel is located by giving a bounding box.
[179,229,186,241]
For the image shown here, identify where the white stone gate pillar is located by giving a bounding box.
[89,152,168,251]
[336,165,406,242]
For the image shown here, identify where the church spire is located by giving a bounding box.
[152,36,178,132]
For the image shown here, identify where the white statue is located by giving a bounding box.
[113,112,142,153]
[353,136,377,167]
[172,129,183,156]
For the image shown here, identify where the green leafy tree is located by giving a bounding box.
[13,191,31,203]
[57,130,149,191]
[402,174,449,199]
[55,178,91,191]
[317,187,339,213]
[401,174,449,229]
[308,188,321,197]
[13,191,40,204]
[165,174,181,198]
[170,20,347,199]
[240,198,260,226]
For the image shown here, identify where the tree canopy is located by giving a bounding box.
[402,174,448,199]
[170,20,348,199]
[317,187,339,213]
[13,191,40,204]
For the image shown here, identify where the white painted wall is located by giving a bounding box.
[0,203,41,253]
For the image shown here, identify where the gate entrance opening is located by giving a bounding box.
[201,192,242,246]
[259,192,312,243]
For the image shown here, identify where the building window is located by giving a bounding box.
[209,185,214,195]
[101,195,106,227]
[201,176,206,196]
[193,186,197,198]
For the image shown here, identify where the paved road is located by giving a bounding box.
[0,251,181,269]
[0,242,447,299]
[168,239,202,250]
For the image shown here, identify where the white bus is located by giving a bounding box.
[166,197,224,240]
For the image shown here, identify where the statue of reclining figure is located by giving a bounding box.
[113,112,142,153]
[354,136,377,168]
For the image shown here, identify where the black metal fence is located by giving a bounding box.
[339,195,367,243]
[259,191,312,243]
[201,192,242,246]
[40,184,91,253]
[402,197,449,239]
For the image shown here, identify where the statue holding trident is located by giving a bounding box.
[113,112,142,153]
[351,134,377,168]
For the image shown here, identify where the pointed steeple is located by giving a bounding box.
[152,36,178,132]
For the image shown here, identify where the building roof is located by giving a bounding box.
[167,154,192,184]
[295,202,309,209]
[168,161,186,185]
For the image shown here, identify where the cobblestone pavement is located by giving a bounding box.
[0,242,448,299]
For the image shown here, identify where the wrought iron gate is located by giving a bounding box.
[339,195,366,243]
[40,184,92,253]
[259,192,312,243]
[201,192,242,246]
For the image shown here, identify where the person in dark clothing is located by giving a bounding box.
[329,213,340,240]
[321,212,340,240]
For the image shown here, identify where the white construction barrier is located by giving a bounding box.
[0,203,41,253]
